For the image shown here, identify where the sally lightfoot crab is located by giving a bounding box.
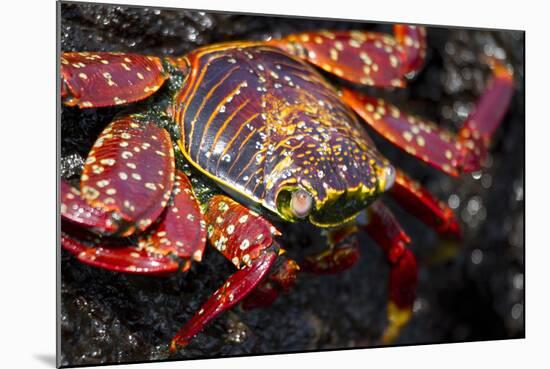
[60,24,514,350]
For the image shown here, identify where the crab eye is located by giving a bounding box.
[381,164,396,192]
[290,189,313,218]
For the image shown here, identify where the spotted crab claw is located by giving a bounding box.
[342,58,514,176]
[80,114,175,236]
[61,223,180,274]
[269,25,426,87]
[61,52,167,108]
[61,169,207,274]
[138,171,207,272]
[61,180,118,235]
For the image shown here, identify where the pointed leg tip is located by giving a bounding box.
[169,338,187,353]
[381,302,413,345]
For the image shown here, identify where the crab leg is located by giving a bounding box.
[268,25,426,87]
[61,170,207,274]
[342,58,514,176]
[240,253,300,310]
[61,52,168,108]
[301,224,361,274]
[389,169,461,239]
[362,201,417,344]
[170,195,298,350]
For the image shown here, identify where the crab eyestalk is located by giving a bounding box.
[377,163,397,193]
[276,186,314,222]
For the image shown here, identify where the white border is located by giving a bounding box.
[1,0,545,368]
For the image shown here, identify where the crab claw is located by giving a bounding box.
[61,179,118,235]
[62,170,206,274]
[139,170,207,272]
[61,52,167,108]
[80,114,175,236]
[61,223,179,274]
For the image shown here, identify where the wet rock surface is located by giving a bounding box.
[59,3,524,366]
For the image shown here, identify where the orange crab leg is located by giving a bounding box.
[61,52,167,108]
[170,195,298,350]
[390,169,461,239]
[301,224,361,274]
[342,58,514,176]
[80,114,175,237]
[268,25,426,87]
[362,201,417,344]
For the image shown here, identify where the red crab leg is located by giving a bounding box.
[61,52,167,108]
[301,224,361,274]
[61,170,206,274]
[389,169,461,239]
[80,114,175,236]
[342,58,514,176]
[268,25,426,87]
[170,195,298,350]
[171,250,278,351]
[362,201,417,344]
